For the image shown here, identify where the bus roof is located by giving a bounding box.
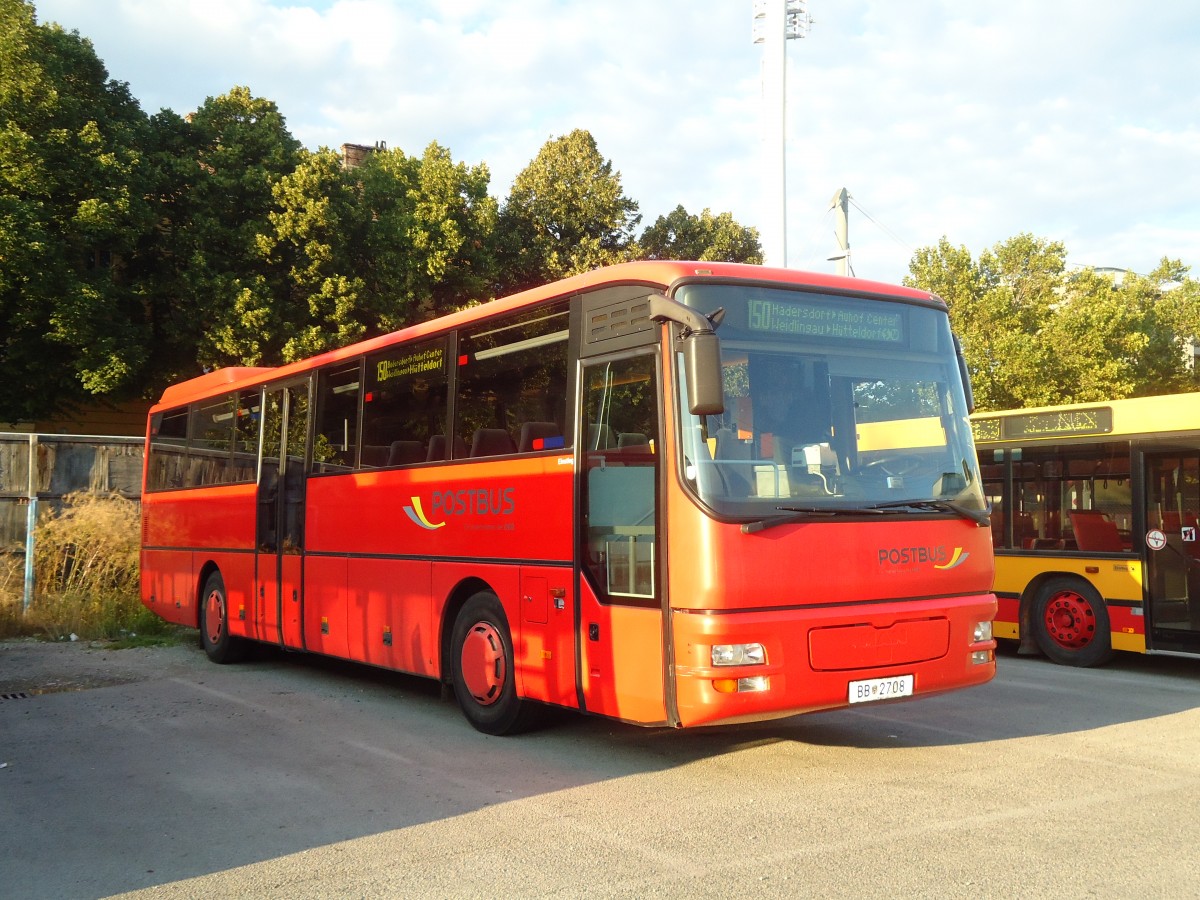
[154,260,941,410]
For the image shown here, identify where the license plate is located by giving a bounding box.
[848,674,914,704]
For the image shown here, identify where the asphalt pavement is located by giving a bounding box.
[2,637,1198,899]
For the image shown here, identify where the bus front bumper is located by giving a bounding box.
[670,593,997,727]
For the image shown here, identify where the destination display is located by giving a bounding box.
[376,345,444,383]
[746,298,904,343]
[972,406,1113,443]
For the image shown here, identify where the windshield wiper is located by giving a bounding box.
[869,498,992,527]
[741,505,895,534]
[741,500,991,534]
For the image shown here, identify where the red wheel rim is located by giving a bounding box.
[460,622,506,706]
[204,588,225,645]
[1043,589,1096,650]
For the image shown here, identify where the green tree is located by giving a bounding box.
[1145,257,1200,383]
[258,146,365,360]
[907,236,1200,410]
[0,0,154,421]
[182,86,302,368]
[262,141,498,360]
[638,205,762,263]
[358,142,497,328]
[496,129,640,293]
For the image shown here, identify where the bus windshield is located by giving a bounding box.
[674,283,987,519]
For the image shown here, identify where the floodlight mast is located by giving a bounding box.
[752,0,811,268]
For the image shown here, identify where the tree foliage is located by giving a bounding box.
[639,205,762,264]
[0,0,153,420]
[906,234,1200,410]
[496,129,641,293]
[263,141,498,361]
[183,86,303,368]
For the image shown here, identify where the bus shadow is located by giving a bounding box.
[258,637,1200,759]
[730,643,1200,750]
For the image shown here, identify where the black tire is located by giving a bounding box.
[199,571,250,664]
[450,591,541,735]
[1031,576,1114,667]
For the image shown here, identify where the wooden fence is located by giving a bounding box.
[0,433,143,611]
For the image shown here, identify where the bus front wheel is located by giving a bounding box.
[450,591,540,735]
[199,571,250,664]
[1031,576,1114,667]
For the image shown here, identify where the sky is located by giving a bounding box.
[31,0,1200,285]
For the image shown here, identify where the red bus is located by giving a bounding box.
[140,261,996,733]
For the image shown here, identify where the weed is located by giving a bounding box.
[0,492,174,642]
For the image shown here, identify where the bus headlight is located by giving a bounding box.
[713,676,771,693]
[973,621,993,642]
[712,643,766,666]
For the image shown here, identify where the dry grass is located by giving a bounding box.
[0,492,173,641]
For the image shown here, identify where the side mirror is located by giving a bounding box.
[647,293,725,416]
[681,331,724,416]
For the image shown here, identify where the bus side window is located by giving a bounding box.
[456,302,570,457]
[147,406,188,491]
[187,395,238,487]
[362,338,449,467]
[312,362,362,473]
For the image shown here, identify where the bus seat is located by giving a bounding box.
[1070,510,1126,552]
[714,428,750,460]
[587,424,614,450]
[426,434,467,461]
[518,421,560,453]
[471,428,516,457]
[1014,512,1036,545]
[360,445,389,468]
[387,440,425,466]
[617,432,648,450]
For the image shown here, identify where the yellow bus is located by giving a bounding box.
[973,392,1200,665]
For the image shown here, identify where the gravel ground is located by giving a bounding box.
[0,635,199,695]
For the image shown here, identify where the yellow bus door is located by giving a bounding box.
[1143,452,1200,647]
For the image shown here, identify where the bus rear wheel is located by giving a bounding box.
[450,591,540,735]
[199,571,250,664]
[1031,576,1114,667]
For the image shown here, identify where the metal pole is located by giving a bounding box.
[829,187,850,277]
[754,0,788,267]
[23,434,36,613]
[754,1,812,268]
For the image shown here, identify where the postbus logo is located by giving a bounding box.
[403,497,444,530]
[403,487,515,531]
[877,545,969,570]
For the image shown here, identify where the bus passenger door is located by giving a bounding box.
[1144,452,1200,652]
[256,380,309,649]
[577,354,669,725]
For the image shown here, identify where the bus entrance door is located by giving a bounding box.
[255,380,309,649]
[1144,452,1200,651]
[578,355,668,725]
